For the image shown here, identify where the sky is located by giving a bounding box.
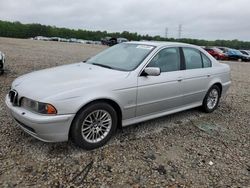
[0,0,250,41]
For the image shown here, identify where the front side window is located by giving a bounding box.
[183,47,203,69]
[86,43,155,71]
[147,47,180,72]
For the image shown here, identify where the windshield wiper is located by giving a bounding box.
[91,63,113,69]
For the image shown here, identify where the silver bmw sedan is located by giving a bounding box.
[6,41,231,149]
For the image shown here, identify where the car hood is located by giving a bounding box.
[12,63,130,101]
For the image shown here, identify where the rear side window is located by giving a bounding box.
[201,53,212,68]
[183,48,202,69]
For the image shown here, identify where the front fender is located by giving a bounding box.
[48,90,124,115]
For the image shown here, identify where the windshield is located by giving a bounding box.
[86,43,155,71]
[234,50,242,55]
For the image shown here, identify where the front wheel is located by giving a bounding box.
[70,102,118,150]
[202,85,221,113]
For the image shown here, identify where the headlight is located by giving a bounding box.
[20,97,57,115]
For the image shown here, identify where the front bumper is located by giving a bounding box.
[5,95,75,142]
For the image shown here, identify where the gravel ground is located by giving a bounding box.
[0,37,249,188]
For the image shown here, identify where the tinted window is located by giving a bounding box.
[183,48,202,69]
[147,47,180,72]
[201,53,212,68]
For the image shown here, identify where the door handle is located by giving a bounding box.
[207,74,211,77]
[177,78,182,82]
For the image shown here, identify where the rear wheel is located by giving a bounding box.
[70,102,118,150]
[202,85,221,113]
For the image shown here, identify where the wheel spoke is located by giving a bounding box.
[100,126,107,132]
[82,126,91,132]
[100,113,109,120]
[84,119,92,124]
[96,131,101,140]
[92,132,96,141]
[90,130,95,140]
[95,111,100,119]
[102,118,111,123]
[85,129,93,138]
[102,120,111,125]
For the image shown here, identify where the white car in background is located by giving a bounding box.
[239,50,250,59]
[117,38,128,43]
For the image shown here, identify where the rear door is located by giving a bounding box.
[181,47,212,106]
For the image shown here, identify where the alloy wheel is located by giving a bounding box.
[81,110,112,143]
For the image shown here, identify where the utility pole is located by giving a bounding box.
[178,24,182,39]
[165,27,168,38]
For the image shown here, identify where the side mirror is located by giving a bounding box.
[142,67,161,76]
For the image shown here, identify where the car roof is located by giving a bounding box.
[126,41,198,48]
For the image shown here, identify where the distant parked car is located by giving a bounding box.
[76,39,87,44]
[50,37,61,42]
[117,38,128,43]
[226,49,250,62]
[69,38,78,43]
[204,47,228,60]
[34,36,50,41]
[101,37,117,46]
[86,40,95,44]
[60,38,70,42]
[0,51,5,75]
[6,42,231,149]
[101,37,110,45]
[239,50,250,57]
[91,41,102,45]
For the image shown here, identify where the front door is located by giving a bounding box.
[136,47,184,117]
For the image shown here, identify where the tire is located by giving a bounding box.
[70,102,118,150]
[202,85,221,113]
